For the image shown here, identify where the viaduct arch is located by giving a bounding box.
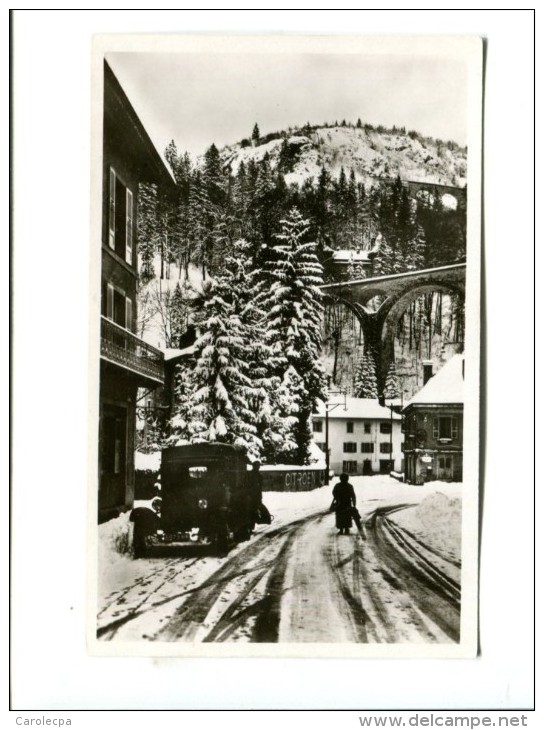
[321,263,466,393]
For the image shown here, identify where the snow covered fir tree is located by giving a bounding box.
[256,208,327,463]
[166,210,327,465]
[354,349,379,399]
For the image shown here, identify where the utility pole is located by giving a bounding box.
[389,401,394,473]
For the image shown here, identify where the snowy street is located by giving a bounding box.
[97,477,461,644]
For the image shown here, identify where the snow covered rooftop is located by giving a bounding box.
[162,346,195,361]
[332,249,372,263]
[313,397,401,421]
[404,354,464,408]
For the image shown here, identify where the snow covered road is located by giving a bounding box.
[97,477,461,644]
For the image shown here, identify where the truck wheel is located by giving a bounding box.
[213,528,230,557]
[234,525,251,543]
[133,523,148,558]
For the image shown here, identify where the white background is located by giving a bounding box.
[9,8,535,717]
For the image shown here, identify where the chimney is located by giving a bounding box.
[422,360,433,386]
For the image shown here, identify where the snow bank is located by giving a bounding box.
[99,511,133,557]
[388,489,462,563]
[134,450,161,473]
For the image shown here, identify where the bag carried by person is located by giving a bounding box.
[255,502,273,525]
[351,507,366,539]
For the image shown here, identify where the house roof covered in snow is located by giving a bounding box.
[404,354,464,408]
[313,397,401,421]
[332,249,372,264]
[162,346,195,361]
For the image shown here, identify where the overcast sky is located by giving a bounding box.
[107,51,467,161]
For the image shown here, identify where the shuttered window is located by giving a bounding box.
[108,168,116,249]
[108,166,133,266]
[125,297,133,332]
[125,189,133,264]
[106,283,114,320]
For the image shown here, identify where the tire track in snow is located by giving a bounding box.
[368,508,460,642]
[98,557,199,618]
[156,516,320,641]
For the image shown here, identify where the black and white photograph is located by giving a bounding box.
[89,34,483,656]
[11,9,536,714]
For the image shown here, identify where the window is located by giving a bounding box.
[125,189,133,264]
[361,442,374,453]
[380,422,392,434]
[346,421,354,433]
[316,442,326,452]
[108,167,134,265]
[380,442,392,454]
[433,416,458,440]
[313,420,323,433]
[342,461,358,474]
[125,297,133,331]
[439,456,452,469]
[104,282,134,332]
[364,423,371,434]
[343,442,357,453]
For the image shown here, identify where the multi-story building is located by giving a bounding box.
[402,354,464,484]
[312,397,403,476]
[98,61,176,521]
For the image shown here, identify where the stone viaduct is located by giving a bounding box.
[378,178,467,209]
[320,263,466,393]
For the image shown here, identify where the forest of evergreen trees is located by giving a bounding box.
[138,138,467,289]
[137,134,467,461]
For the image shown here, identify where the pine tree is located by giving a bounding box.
[258,208,327,463]
[347,257,366,280]
[165,139,182,182]
[167,360,195,446]
[383,361,400,399]
[203,143,226,207]
[137,183,159,282]
[183,268,262,457]
[354,349,379,399]
[188,169,214,278]
[169,281,192,348]
[260,366,301,463]
[252,123,260,144]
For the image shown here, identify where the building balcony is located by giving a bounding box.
[100,316,164,386]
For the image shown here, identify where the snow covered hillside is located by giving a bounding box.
[221,124,466,189]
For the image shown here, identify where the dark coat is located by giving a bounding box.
[248,469,263,510]
[331,480,356,529]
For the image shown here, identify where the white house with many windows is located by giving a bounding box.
[312,397,403,476]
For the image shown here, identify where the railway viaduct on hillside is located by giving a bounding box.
[320,263,466,393]
[377,178,467,209]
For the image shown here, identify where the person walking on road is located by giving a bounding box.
[330,472,357,535]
